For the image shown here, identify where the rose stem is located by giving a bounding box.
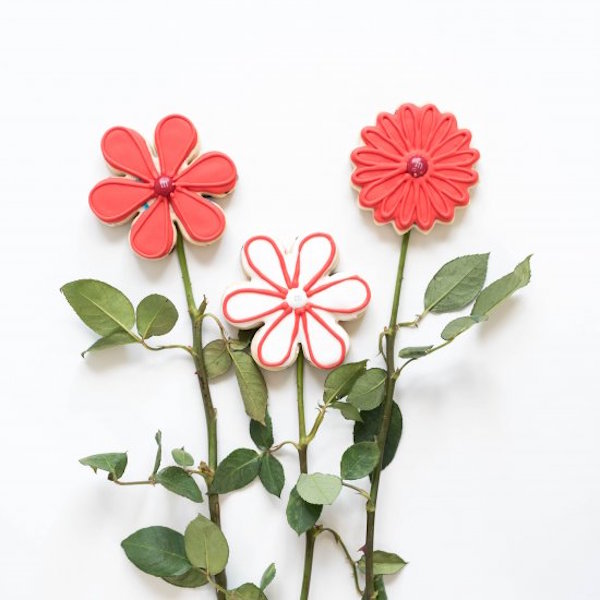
[363,230,411,599]
[175,228,227,600]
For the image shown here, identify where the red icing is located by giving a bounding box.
[351,104,479,233]
[89,114,237,259]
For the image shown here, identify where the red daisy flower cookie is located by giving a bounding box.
[89,114,237,259]
[351,104,479,233]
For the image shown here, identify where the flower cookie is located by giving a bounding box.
[89,114,237,259]
[222,233,371,370]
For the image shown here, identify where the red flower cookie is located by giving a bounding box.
[351,104,479,233]
[89,115,237,259]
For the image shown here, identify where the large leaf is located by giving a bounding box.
[230,351,268,423]
[286,486,322,535]
[204,339,232,380]
[156,467,203,502]
[184,514,229,575]
[424,254,489,313]
[297,473,342,505]
[136,294,178,338]
[471,256,532,317]
[211,449,261,494]
[357,550,407,575]
[172,447,195,467]
[341,442,380,480]
[163,568,208,588]
[354,402,403,470]
[441,315,486,341]
[79,452,127,480]
[375,575,388,599]
[348,368,386,410]
[82,330,137,356]
[323,361,368,404]
[250,412,274,450]
[229,583,268,600]
[61,279,135,335]
[259,453,285,497]
[121,526,190,577]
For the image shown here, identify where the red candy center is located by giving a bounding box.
[154,175,175,196]
[406,156,428,178]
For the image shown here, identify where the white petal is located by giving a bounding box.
[242,236,291,292]
[291,233,338,291]
[308,274,370,319]
[300,308,349,370]
[222,283,286,327]
[251,310,301,370]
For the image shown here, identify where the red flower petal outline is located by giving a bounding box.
[175,152,238,196]
[222,285,286,326]
[300,309,348,370]
[351,103,479,234]
[129,198,175,259]
[253,308,301,369]
[101,127,158,181]
[170,188,226,244]
[242,236,292,293]
[89,178,154,224]
[154,114,198,178]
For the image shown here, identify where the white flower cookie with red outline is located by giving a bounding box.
[222,233,371,370]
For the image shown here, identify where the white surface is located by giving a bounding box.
[0,0,599,598]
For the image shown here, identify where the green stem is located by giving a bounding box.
[363,231,411,600]
[175,230,227,600]
[319,527,363,596]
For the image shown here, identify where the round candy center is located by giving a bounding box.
[406,155,428,178]
[286,288,308,310]
[154,175,175,196]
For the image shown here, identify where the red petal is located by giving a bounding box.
[435,149,480,167]
[101,127,157,181]
[418,105,440,148]
[425,112,457,152]
[360,173,407,207]
[170,188,226,244]
[415,184,435,231]
[395,186,417,231]
[395,104,419,148]
[430,130,472,157]
[360,124,404,155]
[429,175,470,206]
[374,178,410,221]
[129,198,175,259]
[154,115,198,177]
[351,147,401,168]
[433,167,478,184]
[378,112,411,153]
[352,165,405,187]
[175,152,237,195]
[425,181,454,220]
[89,178,154,224]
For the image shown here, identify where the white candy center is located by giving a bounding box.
[286,287,308,309]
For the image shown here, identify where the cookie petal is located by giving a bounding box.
[154,115,198,177]
[101,126,158,181]
[242,236,292,293]
[176,152,237,195]
[300,309,348,370]
[292,233,337,291]
[223,283,286,327]
[89,178,154,224]
[252,309,301,369]
[170,188,225,244]
[129,198,175,259]
[308,274,370,318]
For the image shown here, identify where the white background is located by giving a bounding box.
[1,0,599,598]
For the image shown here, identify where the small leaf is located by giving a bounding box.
[424,254,489,313]
[354,402,403,470]
[61,279,135,335]
[156,467,203,502]
[136,294,178,338]
[163,568,208,588]
[250,412,274,450]
[297,473,342,505]
[341,442,380,480]
[357,551,407,575]
[204,339,233,380]
[152,430,162,476]
[375,575,388,599]
[441,315,486,341]
[79,452,127,480]
[471,255,532,317]
[348,368,386,410]
[332,401,363,422]
[286,486,322,535]
[323,360,368,404]
[229,583,268,600]
[259,563,276,591]
[231,350,268,424]
[398,345,433,359]
[121,526,190,577]
[82,330,137,356]
[228,338,250,351]
[184,514,229,575]
[211,448,261,494]
[259,454,285,497]
[172,447,195,467]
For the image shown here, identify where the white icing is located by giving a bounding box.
[309,274,369,318]
[286,288,307,309]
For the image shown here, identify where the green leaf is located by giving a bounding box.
[259,562,276,591]
[231,350,268,423]
[136,294,178,338]
[259,454,285,497]
[331,401,363,422]
[471,255,532,317]
[297,473,342,505]
[398,345,433,359]
[250,412,274,450]
[163,568,208,588]
[228,583,268,600]
[323,360,368,404]
[204,339,233,380]
[184,514,229,575]
[375,575,388,599]
[441,315,486,341]
[228,338,250,351]
[348,368,386,410]
[172,447,195,468]
[357,551,407,576]
[354,402,403,470]
[211,448,261,494]
[156,467,203,502]
[286,486,322,535]
[121,526,190,577]
[152,430,162,476]
[82,330,137,356]
[424,254,489,313]
[79,452,127,480]
[61,279,135,336]
[341,442,380,480]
